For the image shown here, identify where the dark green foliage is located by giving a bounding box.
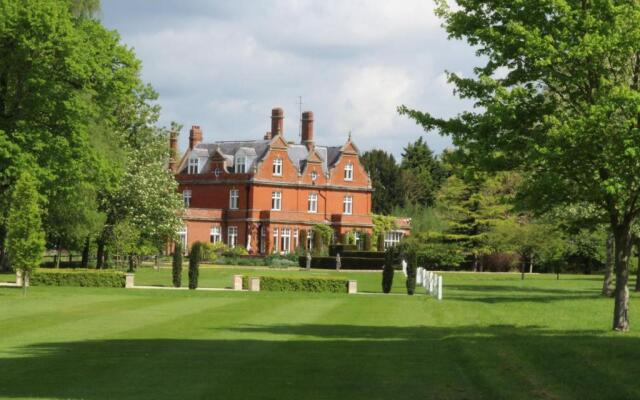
[360,149,404,214]
[362,232,372,251]
[188,242,203,290]
[400,137,446,207]
[298,256,385,270]
[405,253,417,295]
[299,229,308,252]
[377,232,385,252]
[242,276,348,293]
[329,244,357,256]
[172,242,182,288]
[312,229,325,256]
[382,247,397,294]
[30,269,125,288]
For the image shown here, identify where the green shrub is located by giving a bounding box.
[222,246,249,257]
[377,232,385,252]
[31,269,125,288]
[299,229,308,252]
[298,256,385,270]
[172,242,182,288]
[242,276,348,293]
[201,242,229,261]
[189,242,204,289]
[362,232,372,251]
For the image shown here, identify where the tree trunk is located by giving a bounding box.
[612,225,632,332]
[529,256,533,274]
[635,239,640,292]
[521,257,526,280]
[602,234,614,296]
[96,239,105,269]
[472,254,478,272]
[55,242,61,269]
[81,237,90,268]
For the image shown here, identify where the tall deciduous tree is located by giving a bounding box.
[6,171,45,295]
[400,0,640,331]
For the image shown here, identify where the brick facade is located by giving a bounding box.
[172,107,399,254]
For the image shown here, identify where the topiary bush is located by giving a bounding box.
[299,229,308,252]
[30,269,125,287]
[189,242,204,290]
[405,252,417,295]
[172,242,182,288]
[242,276,349,293]
[382,247,397,294]
[377,232,385,252]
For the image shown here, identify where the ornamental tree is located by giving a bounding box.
[400,0,640,331]
[6,172,45,295]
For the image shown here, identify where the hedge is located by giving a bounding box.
[340,251,385,259]
[298,256,385,270]
[242,275,349,293]
[329,244,357,256]
[30,269,125,288]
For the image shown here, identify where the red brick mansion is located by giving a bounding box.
[171,107,409,254]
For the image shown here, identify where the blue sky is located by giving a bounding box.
[101,1,478,159]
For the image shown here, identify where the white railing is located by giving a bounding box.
[417,267,442,300]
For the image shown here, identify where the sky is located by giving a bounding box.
[101,0,479,159]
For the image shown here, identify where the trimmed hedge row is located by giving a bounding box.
[242,276,349,293]
[329,244,357,256]
[298,256,385,270]
[340,251,385,259]
[30,269,125,288]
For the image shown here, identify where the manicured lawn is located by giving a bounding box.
[1,271,640,399]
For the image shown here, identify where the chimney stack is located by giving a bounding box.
[271,107,284,137]
[189,125,203,150]
[169,130,178,173]
[301,111,314,150]
[263,132,272,140]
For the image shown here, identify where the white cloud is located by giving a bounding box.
[101,0,479,158]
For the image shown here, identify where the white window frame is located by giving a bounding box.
[235,155,246,173]
[188,157,199,174]
[228,226,238,248]
[384,231,404,249]
[273,157,283,176]
[210,226,221,243]
[343,195,353,215]
[214,167,221,177]
[183,190,192,208]
[281,228,291,254]
[294,228,299,249]
[271,191,282,211]
[344,162,353,181]
[308,192,318,213]
[229,189,239,210]
[177,226,187,254]
[260,226,266,254]
[311,170,318,181]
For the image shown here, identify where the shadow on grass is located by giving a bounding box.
[443,284,604,304]
[1,324,639,400]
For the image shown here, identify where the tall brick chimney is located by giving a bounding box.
[301,111,314,150]
[271,107,284,137]
[189,125,203,150]
[169,129,178,173]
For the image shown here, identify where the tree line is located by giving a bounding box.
[0,0,182,277]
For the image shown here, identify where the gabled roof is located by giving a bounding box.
[178,137,354,176]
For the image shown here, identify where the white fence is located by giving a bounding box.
[417,267,442,300]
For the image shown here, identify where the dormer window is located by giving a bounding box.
[188,157,199,174]
[311,170,318,181]
[235,155,246,173]
[273,157,283,176]
[344,163,353,181]
[214,167,221,177]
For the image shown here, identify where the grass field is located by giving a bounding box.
[2,269,640,399]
